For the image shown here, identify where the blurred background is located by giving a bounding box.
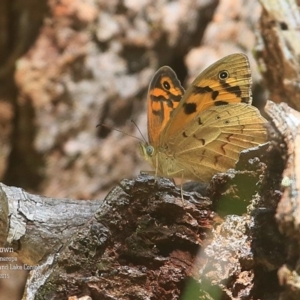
[0,0,274,200]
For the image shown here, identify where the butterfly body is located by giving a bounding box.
[141,54,268,182]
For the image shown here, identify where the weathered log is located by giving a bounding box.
[0,99,298,299]
[0,107,282,299]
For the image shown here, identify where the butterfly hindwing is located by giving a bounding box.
[165,104,267,181]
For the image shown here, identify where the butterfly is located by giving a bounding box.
[140,53,268,183]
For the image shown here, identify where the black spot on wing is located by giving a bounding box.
[226,133,234,141]
[151,92,181,108]
[193,134,205,145]
[151,96,164,122]
[150,92,181,122]
[183,102,197,114]
[163,81,171,90]
[150,95,171,109]
[182,131,188,138]
[168,93,182,103]
[221,82,242,97]
[241,97,249,103]
[212,90,219,100]
[215,101,228,106]
[193,85,213,94]
[220,143,226,155]
[198,117,203,125]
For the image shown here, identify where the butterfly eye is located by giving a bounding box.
[218,70,229,81]
[146,145,154,156]
[163,80,171,90]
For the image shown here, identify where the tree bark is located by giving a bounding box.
[256,0,300,110]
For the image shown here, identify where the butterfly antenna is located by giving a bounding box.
[131,119,148,143]
[96,123,145,143]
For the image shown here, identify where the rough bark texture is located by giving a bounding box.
[256,0,300,110]
[267,102,300,300]
[0,183,101,266]
[31,177,213,299]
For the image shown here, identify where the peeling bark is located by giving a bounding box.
[266,101,300,300]
[0,184,101,266]
[257,0,300,110]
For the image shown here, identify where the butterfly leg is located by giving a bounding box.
[179,172,185,204]
[139,156,159,181]
[155,155,159,179]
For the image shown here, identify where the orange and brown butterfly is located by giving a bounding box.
[140,53,268,182]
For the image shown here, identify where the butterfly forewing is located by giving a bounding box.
[161,53,252,140]
[147,66,184,147]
